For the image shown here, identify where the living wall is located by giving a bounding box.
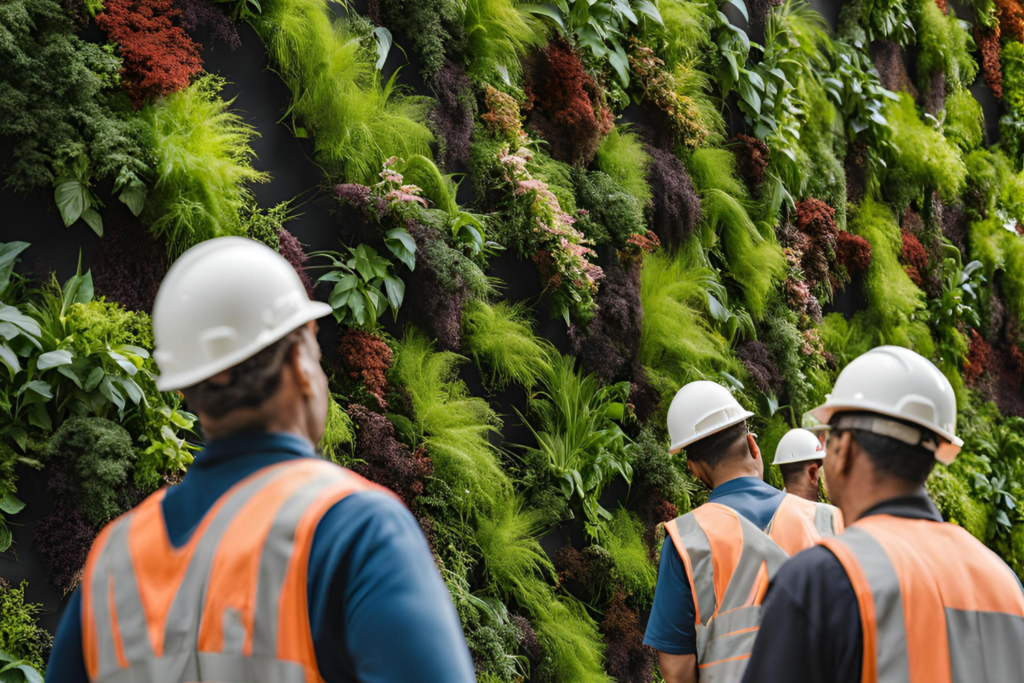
[1,0,1023,679]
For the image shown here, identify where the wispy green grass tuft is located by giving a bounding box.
[144,75,267,257]
[462,299,553,390]
[595,126,653,207]
[463,0,548,85]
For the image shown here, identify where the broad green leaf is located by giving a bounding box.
[54,178,87,228]
[726,0,749,21]
[608,42,630,87]
[0,493,24,516]
[634,0,663,24]
[0,242,29,291]
[81,208,103,237]
[17,380,52,400]
[525,3,567,30]
[0,525,11,553]
[383,275,405,311]
[100,376,125,412]
[0,343,20,378]
[737,78,761,114]
[84,366,104,392]
[0,306,40,339]
[373,27,393,70]
[108,350,139,376]
[36,349,73,371]
[57,364,83,389]
[26,403,50,431]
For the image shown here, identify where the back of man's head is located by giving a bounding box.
[831,412,937,486]
[779,460,822,486]
[684,422,751,470]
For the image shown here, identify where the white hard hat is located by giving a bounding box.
[152,237,332,392]
[811,346,963,464]
[774,429,826,466]
[667,380,754,453]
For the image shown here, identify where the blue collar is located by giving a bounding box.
[709,476,777,500]
[193,431,317,468]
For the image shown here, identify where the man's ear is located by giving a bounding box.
[289,329,318,397]
[807,461,821,485]
[747,433,761,461]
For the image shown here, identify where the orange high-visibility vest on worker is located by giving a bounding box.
[819,514,1024,683]
[663,492,841,683]
[80,459,388,683]
[766,493,844,556]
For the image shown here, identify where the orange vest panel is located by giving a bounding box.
[767,494,844,556]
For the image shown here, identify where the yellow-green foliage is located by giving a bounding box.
[970,214,1024,320]
[927,465,992,540]
[790,78,848,230]
[884,93,966,205]
[604,509,658,608]
[848,199,935,354]
[463,0,547,84]
[0,580,50,673]
[595,127,653,207]
[462,299,553,389]
[656,0,715,68]
[688,148,787,318]
[320,398,353,465]
[254,0,434,184]
[144,75,267,257]
[639,248,743,403]
[914,0,978,93]
[392,330,510,515]
[944,89,984,152]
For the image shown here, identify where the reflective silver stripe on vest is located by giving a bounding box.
[95,652,307,683]
[677,508,790,683]
[831,527,910,683]
[89,463,352,682]
[813,503,838,537]
[946,608,1024,682]
[674,513,717,622]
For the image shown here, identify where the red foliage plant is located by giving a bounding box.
[998,0,1024,42]
[975,25,1003,99]
[965,330,993,386]
[336,329,393,409]
[480,85,522,142]
[525,40,613,164]
[732,134,770,189]
[97,0,203,108]
[836,231,872,275]
[347,403,433,509]
[900,229,929,287]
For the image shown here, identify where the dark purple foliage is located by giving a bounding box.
[512,614,543,663]
[872,40,917,95]
[92,206,167,314]
[174,0,240,50]
[348,403,433,509]
[429,61,475,169]
[635,492,678,561]
[403,222,465,351]
[35,501,95,596]
[939,199,968,255]
[334,183,386,244]
[736,340,783,396]
[602,590,656,683]
[628,376,661,424]
[644,144,701,250]
[569,257,642,384]
[277,228,315,298]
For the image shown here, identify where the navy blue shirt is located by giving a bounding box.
[48,432,476,682]
[643,476,786,655]
[739,492,1024,683]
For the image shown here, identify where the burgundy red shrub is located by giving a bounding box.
[336,329,393,409]
[348,403,433,508]
[96,0,203,108]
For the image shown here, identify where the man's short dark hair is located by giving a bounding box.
[181,327,307,419]
[684,422,750,469]
[830,412,937,485]
[779,460,822,484]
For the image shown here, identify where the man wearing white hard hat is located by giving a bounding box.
[741,346,1024,683]
[645,381,843,683]
[49,238,476,682]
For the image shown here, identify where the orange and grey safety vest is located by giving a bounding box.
[819,514,1024,683]
[766,493,844,556]
[663,494,841,682]
[80,458,388,683]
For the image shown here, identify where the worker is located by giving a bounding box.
[645,381,843,683]
[775,428,828,501]
[741,346,1024,683]
[48,238,477,682]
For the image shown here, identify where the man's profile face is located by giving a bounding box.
[823,431,849,509]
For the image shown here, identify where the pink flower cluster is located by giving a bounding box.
[498,146,603,305]
[376,157,428,209]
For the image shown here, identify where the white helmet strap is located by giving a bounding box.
[833,415,939,453]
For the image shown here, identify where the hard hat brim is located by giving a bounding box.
[155,300,333,393]
[773,451,826,465]
[811,400,963,464]
[669,409,754,454]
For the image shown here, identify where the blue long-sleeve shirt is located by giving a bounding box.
[47,431,477,682]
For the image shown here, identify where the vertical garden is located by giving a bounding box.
[0,0,1023,680]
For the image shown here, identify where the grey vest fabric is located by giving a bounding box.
[675,506,791,683]
[87,465,349,683]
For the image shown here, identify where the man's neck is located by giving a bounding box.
[710,466,761,490]
[842,478,922,523]
[784,478,818,502]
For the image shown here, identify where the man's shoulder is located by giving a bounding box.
[772,543,853,601]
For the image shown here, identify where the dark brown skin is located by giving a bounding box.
[196,321,329,447]
[823,431,924,524]
[783,461,822,502]
[658,433,764,683]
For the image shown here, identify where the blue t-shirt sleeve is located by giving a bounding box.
[307,490,477,683]
[47,589,89,683]
[643,535,697,655]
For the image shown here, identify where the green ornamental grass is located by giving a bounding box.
[253,0,434,184]
[462,299,553,390]
[944,89,985,153]
[883,93,967,206]
[463,0,547,85]
[144,75,267,258]
[603,509,658,608]
[595,127,653,207]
